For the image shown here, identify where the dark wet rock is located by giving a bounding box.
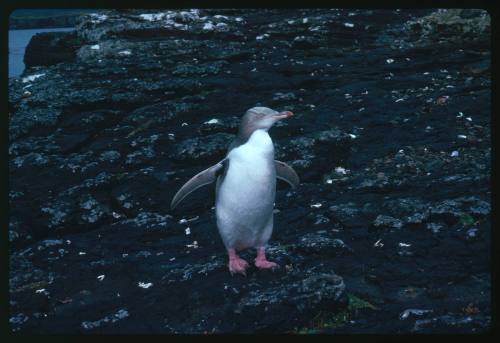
[164,258,225,283]
[9,8,490,334]
[10,313,29,332]
[399,308,433,320]
[328,202,364,228]
[292,232,353,256]
[9,252,55,320]
[172,61,230,76]
[117,212,171,229]
[173,133,233,162]
[404,10,490,47]
[412,313,491,333]
[198,116,240,135]
[79,195,112,224]
[9,218,32,247]
[429,196,490,225]
[379,9,490,51]
[308,213,330,226]
[405,212,430,225]
[292,35,321,49]
[276,128,353,181]
[271,92,297,105]
[81,309,129,330]
[24,31,81,68]
[426,222,446,233]
[465,227,480,241]
[235,272,346,331]
[372,215,403,230]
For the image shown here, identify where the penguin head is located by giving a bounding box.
[241,107,294,132]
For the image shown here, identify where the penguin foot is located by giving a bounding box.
[254,259,278,270]
[254,247,279,270]
[228,249,249,275]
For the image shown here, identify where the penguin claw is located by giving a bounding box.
[228,258,249,275]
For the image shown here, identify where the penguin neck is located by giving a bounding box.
[237,124,268,144]
[231,126,270,151]
[229,129,274,160]
[243,129,274,154]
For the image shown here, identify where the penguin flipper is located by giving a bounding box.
[171,159,228,209]
[275,160,300,189]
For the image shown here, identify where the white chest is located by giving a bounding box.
[229,130,274,162]
[220,130,275,200]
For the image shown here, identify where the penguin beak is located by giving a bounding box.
[273,111,294,120]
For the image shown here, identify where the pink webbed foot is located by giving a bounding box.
[227,249,249,275]
[254,248,279,270]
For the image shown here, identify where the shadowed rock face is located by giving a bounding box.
[24,31,82,68]
[9,9,490,334]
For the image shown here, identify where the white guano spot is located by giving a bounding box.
[89,13,108,23]
[90,44,100,50]
[138,282,153,289]
[139,13,166,21]
[400,309,433,320]
[22,73,45,83]
[204,118,220,124]
[203,22,214,30]
[186,241,199,248]
[335,167,348,175]
[344,22,354,27]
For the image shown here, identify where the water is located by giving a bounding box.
[9,27,75,78]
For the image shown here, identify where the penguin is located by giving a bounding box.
[171,107,299,275]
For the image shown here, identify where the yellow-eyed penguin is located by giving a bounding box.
[171,107,299,275]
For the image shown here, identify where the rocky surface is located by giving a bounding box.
[8,9,490,333]
[24,32,83,69]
